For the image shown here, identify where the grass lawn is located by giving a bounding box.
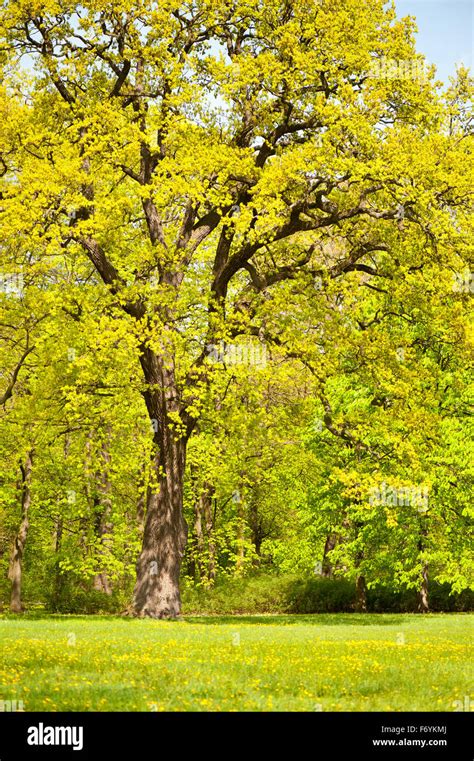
[0,613,472,712]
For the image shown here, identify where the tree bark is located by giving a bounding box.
[322,533,338,577]
[418,563,429,613]
[355,574,367,612]
[131,444,187,617]
[353,516,367,612]
[129,349,190,618]
[189,482,217,585]
[202,484,216,586]
[136,465,147,536]
[192,489,205,582]
[92,437,113,595]
[9,450,34,613]
[248,493,268,561]
[417,532,429,613]
[235,498,246,576]
[51,517,64,612]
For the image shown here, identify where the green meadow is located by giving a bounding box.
[1,614,472,712]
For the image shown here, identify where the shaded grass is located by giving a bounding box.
[0,613,472,712]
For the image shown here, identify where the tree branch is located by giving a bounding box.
[0,345,34,406]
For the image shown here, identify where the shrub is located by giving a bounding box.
[41,576,127,614]
[182,575,474,615]
[285,577,356,613]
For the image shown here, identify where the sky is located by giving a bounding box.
[394,0,473,82]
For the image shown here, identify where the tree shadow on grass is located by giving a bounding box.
[0,612,433,626]
[182,614,417,626]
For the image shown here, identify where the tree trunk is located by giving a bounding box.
[417,533,429,613]
[51,517,64,611]
[92,437,113,595]
[354,518,367,612]
[9,450,34,613]
[131,443,187,617]
[235,499,246,576]
[418,564,429,613]
[130,349,189,618]
[136,466,147,536]
[249,495,266,561]
[202,484,216,586]
[355,574,367,612]
[192,490,205,582]
[322,533,338,578]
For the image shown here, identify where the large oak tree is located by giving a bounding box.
[0,0,471,616]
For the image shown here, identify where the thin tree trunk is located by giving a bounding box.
[9,450,34,613]
[418,563,429,613]
[235,498,246,576]
[192,491,205,582]
[353,516,367,612]
[249,494,265,561]
[136,465,147,536]
[202,484,216,586]
[355,573,367,612]
[417,532,429,613]
[322,533,338,578]
[92,436,113,595]
[52,517,64,611]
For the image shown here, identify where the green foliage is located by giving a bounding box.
[286,578,356,613]
[182,574,473,615]
[45,584,127,615]
[182,575,292,615]
[367,583,474,614]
